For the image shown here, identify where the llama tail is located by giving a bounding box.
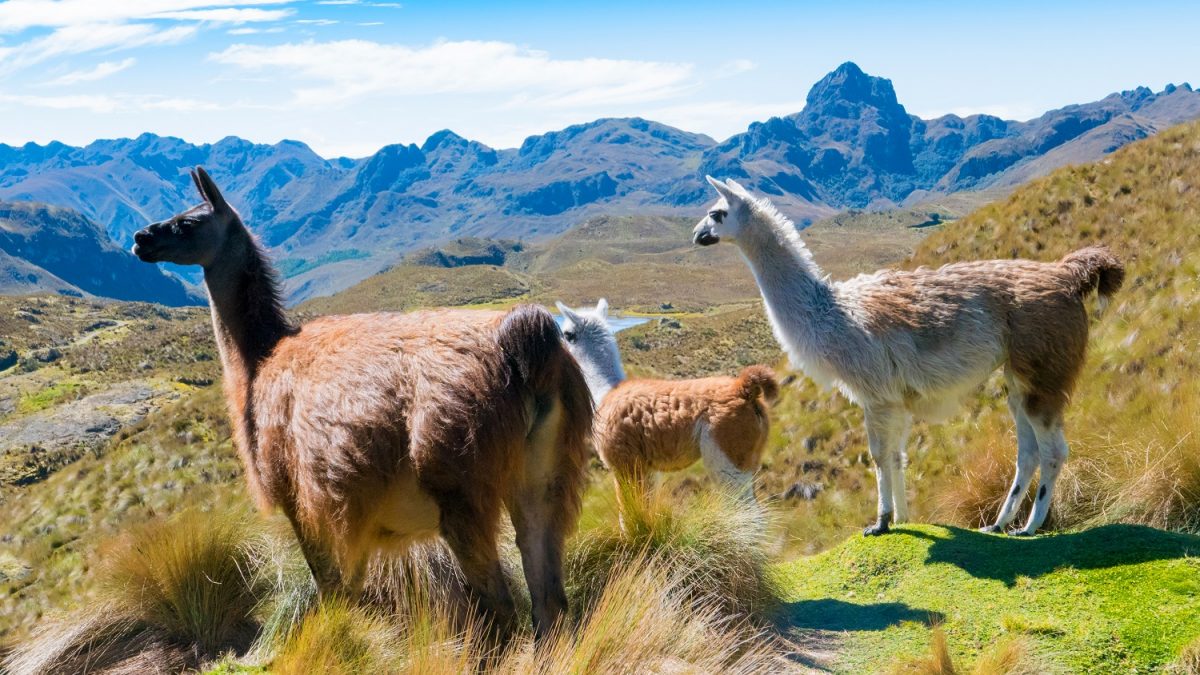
[735,365,780,404]
[1060,246,1125,310]
[497,303,593,537]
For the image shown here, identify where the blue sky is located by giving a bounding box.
[0,0,1196,157]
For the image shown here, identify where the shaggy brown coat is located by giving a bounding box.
[132,167,592,637]
[594,365,778,493]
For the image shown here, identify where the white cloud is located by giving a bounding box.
[714,59,756,78]
[228,26,286,35]
[151,8,293,23]
[44,57,135,86]
[0,23,196,75]
[210,39,694,109]
[0,1,293,32]
[0,91,220,112]
[295,19,339,26]
[642,99,809,141]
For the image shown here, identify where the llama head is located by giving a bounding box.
[555,299,625,402]
[693,175,751,246]
[132,166,237,268]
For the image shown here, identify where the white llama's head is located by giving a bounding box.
[693,175,752,246]
[555,298,625,404]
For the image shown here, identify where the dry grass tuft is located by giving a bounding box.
[891,628,1041,675]
[1171,635,1200,675]
[567,486,780,622]
[3,508,267,674]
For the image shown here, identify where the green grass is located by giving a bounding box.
[16,379,89,414]
[777,523,1200,673]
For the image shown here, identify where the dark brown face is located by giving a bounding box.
[132,205,223,266]
[132,166,232,268]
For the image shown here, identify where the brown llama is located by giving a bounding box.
[132,167,592,637]
[556,300,779,509]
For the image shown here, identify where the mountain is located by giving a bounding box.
[0,201,200,306]
[1,63,1196,301]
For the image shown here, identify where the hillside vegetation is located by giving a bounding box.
[4,121,1200,672]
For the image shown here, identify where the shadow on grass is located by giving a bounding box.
[901,523,1200,586]
[780,598,944,631]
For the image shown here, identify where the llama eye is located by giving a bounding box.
[710,209,727,224]
[564,330,576,342]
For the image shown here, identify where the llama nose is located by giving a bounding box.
[134,229,152,245]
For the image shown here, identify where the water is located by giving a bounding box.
[554,314,652,333]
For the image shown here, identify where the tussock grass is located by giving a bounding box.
[567,486,780,622]
[1172,635,1200,675]
[7,485,797,673]
[891,628,1039,675]
[4,508,268,673]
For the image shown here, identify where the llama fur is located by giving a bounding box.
[132,167,592,638]
[693,176,1123,536]
[557,299,778,503]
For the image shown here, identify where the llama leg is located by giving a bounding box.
[699,426,756,502]
[982,386,1039,533]
[509,397,571,639]
[437,498,516,636]
[863,406,902,536]
[889,413,912,523]
[1015,417,1069,536]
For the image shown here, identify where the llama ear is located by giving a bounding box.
[724,178,748,196]
[194,166,229,213]
[705,174,740,203]
[190,169,204,198]
[596,298,609,319]
[555,301,580,325]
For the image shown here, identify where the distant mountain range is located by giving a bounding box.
[0,201,199,305]
[0,62,1196,302]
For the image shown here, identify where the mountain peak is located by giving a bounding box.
[805,62,901,115]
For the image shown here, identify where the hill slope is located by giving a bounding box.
[0,201,200,306]
[778,523,1200,673]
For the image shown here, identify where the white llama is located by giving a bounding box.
[693,176,1124,536]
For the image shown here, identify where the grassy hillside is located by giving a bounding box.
[779,523,1200,673]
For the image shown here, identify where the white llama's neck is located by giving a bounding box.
[575,335,626,407]
[735,202,836,351]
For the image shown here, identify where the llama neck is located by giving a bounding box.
[203,225,295,396]
[576,337,626,407]
[736,205,836,343]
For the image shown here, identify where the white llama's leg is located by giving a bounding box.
[863,405,904,536]
[983,384,1039,533]
[890,413,912,523]
[1016,417,1069,536]
[699,427,755,502]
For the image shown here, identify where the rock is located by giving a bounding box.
[33,348,62,363]
[0,349,17,370]
[783,482,824,501]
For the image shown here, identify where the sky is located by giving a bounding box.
[0,0,1197,158]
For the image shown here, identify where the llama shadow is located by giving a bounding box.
[779,598,943,631]
[899,523,1200,586]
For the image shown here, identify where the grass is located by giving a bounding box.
[777,523,1200,673]
[5,483,797,673]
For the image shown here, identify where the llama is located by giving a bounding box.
[693,176,1123,537]
[131,167,592,637]
[556,299,778,506]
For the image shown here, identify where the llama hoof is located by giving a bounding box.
[1010,530,1034,538]
[979,524,1003,534]
[863,522,890,536]
[863,515,893,536]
